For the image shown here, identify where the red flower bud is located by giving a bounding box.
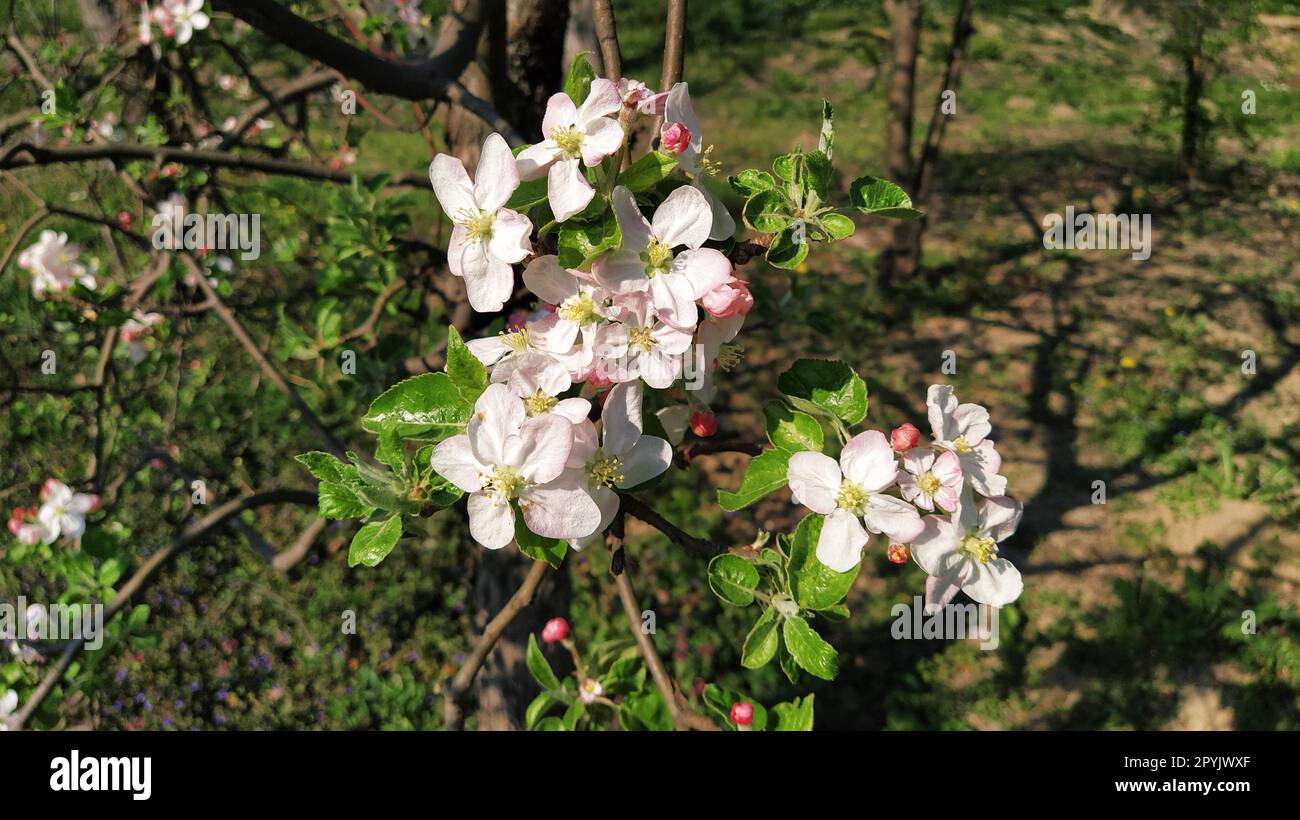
[730,701,754,728]
[887,543,909,564]
[661,121,691,155]
[541,617,569,644]
[689,410,717,437]
[890,422,921,452]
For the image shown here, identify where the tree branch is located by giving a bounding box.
[617,492,723,558]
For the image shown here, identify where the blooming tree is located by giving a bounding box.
[295,52,1025,731]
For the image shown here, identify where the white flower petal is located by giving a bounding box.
[473,132,520,213]
[839,430,898,493]
[429,154,477,217]
[522,255,579,305]
[787,451,842,515]
[651,184,711,249]
[430,435,487,492]
[511,413,573,485]
[467,491,516,549]
[616,435,672,488]
[815,508,868,572]
[548,158,595,222]
[862,493,924,542]
[488,209,532,264]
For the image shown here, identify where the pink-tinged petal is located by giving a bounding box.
[926,384,958,441]
[466,335,512,366]
[428,154,477,217]
[897,472,933,511]
[933,484,960,513]
[60,513,86,541]
[978,495,1022,542]
[460,246,514,313]
[520,474,602,539]
[516,141,558,181]
[502,352,571,396]
[901,448,936,476]
[602,380,643,455]
[611,186,653,251]
[700,180,736,241]
[616,435,671,488]
[839,430,898,493]
[548,158,595,222]
[523,255,579,305]
[924,573,965,614]
[569,419,599,467]
[467,491,516,549]
[541,91,578,135]
[430,435,486,492]
[592,249,649,294]
[634,348,681,389]
[579,484,621,546]
[473,132,520,212]
[488,209,532,264]
[651,320,693,355]
[862,493,924,542]
[649,272,699,330]
[932,449,964,485]
[468,383,525,465]
[960,558,1023,607]
[961,440,1007,497]
[952,402,992,445]
[662,82,702,172]
[551,397,592,423]
[637,90,669,116]
[651,184,712,249]
[787,451,842,515]
[671,247,732,298]
[576,78,622,122]
[580,117,625,166]
[909,514,963,575]
[816,508,869,572]
[447,224,468,277]
[510,413,573,485]
[67,493,99,515]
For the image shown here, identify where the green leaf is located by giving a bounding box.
[515,508,568,568]
[778,640,800,685]
[318,481,375,519]
[772,694,816,731]
[534,716,566,731]
[296,451,350,484]
[818,100,834,161]
[849,175,924,219]
[729,169,776,197]
[347,516,403,567]
[375,427,405,472]
[127,604,150,630]
[789,513,859,610]
[526,633,561,691]
[563,52,597,107]
[742,189,792,233]
[526,690,563,729]
[782,617,838,681]
[620,692,673,731]
[717,448,791,511]
[801,150,833,201]
[557,210,621,270]
[506,150,549,212]
[702,684,769,731]
[561,698,586,730]
[741,606,781,669]
[773,152,797,182]
[778,359,868,424]
[619,150,678,192]
[444,326,487,402]
[765,224,809,270]
[763,401,824,453]
[707,554,761,606]
[818,212,855,241]
[362,372,471,439]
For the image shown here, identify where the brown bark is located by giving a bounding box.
[879,0,922,285]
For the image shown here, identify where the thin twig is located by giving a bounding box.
[617,492,722,557]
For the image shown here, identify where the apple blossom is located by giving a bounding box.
[689,410,717,437]
[0,689,16,730]
[593,293,693,389]
[522,255,612,353]
[121,310,164,364]
[566,382,671,548]
[37,479,99,544]
[890,422,921,452]
[787,430,925,572]
[700,276,753,320]
[541,617,570,644]
[7,507,47,545]
[594,185,732,329]
[515,79,623,221]
[911,492,1024,610]
[578,677,603,704]
[617,78,668,116]
[430,132,534,313]
[896,448,963,513]
[430,384,600,549]
[496,351,591,425]
[926,385,1008,497]
[162,0,209,45]
[18,231,96,298]
[662,82,736,241]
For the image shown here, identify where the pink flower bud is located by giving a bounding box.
[118,211,132,230]
[701,277,754,319]
[690,410,717,437]
[890,422,920,452]
[541,617,569,644]
[730,701,754,728]
[661,121,691,155]
[887,543,909,564]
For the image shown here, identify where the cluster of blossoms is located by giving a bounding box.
[427,80,753,550]
[6,480,99,546]
[138,0,210,47]
[120,310,165,363]
[788,385,1024,609]
[17,230,97,299]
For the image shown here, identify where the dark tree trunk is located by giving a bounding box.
[879,0,921,287]
[1180,48,1204,181]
